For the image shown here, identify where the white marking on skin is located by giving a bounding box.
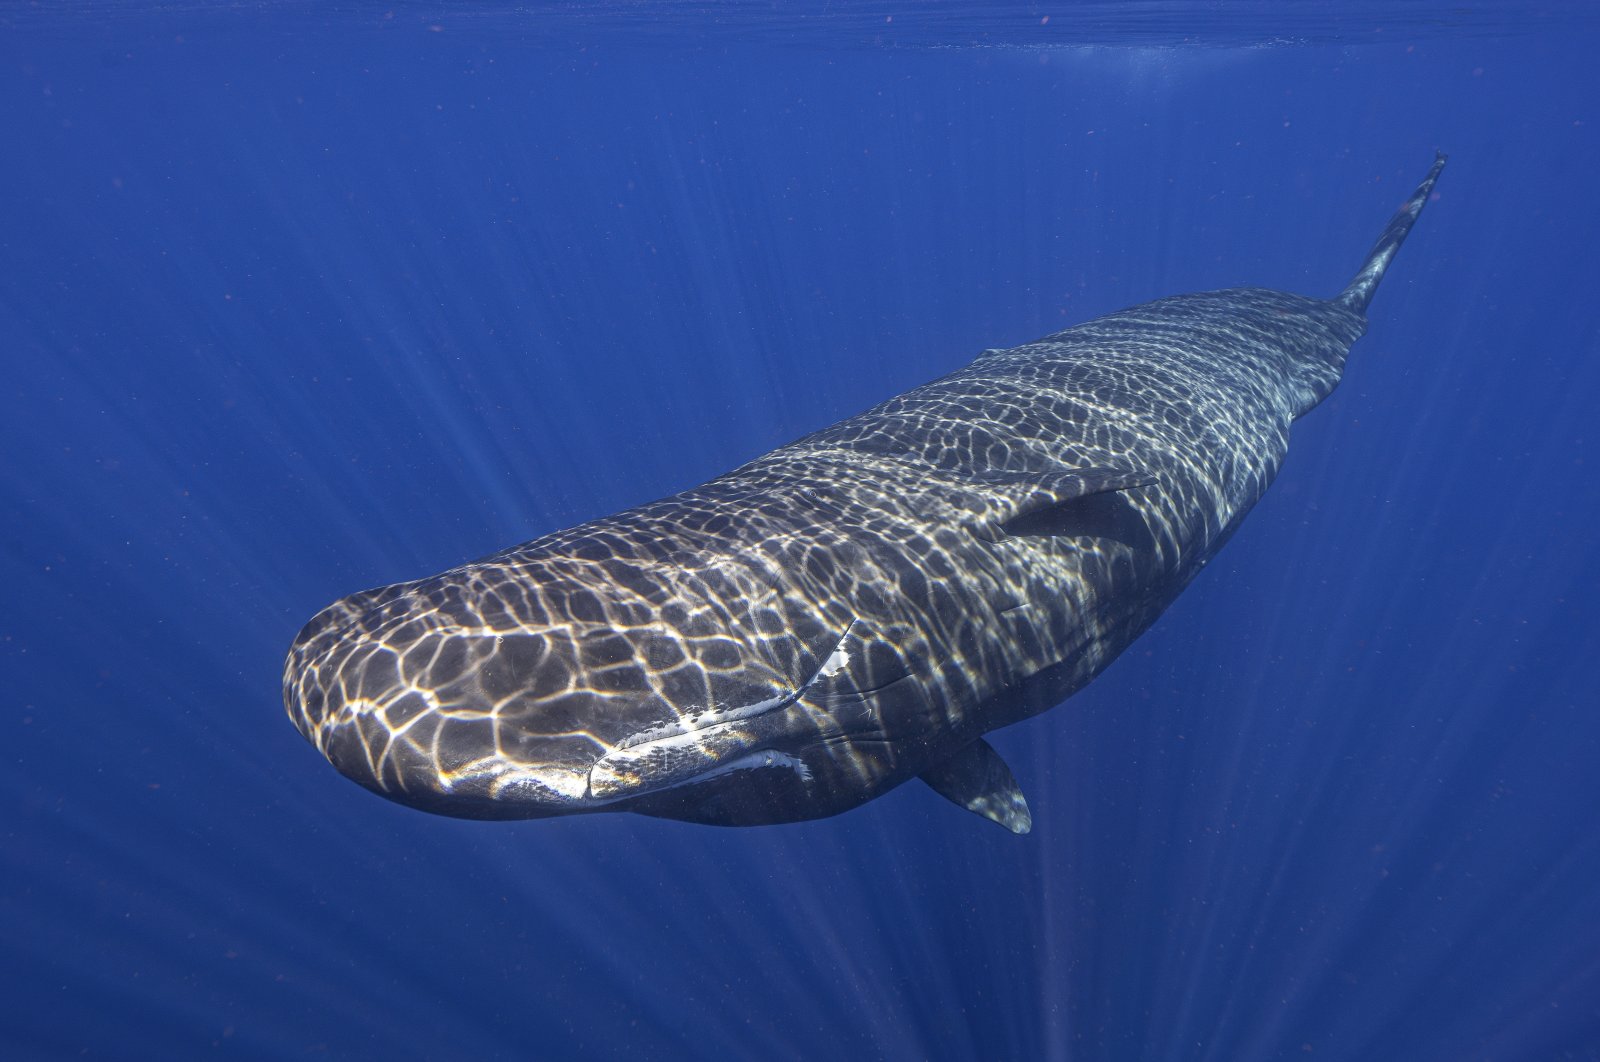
[656,750,812,792]
[819,646,849,678]
[613,694,787,751]
[487,762,592,802]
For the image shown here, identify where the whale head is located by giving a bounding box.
[283,527,880,823]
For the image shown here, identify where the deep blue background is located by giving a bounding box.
[4,5,1598,1059]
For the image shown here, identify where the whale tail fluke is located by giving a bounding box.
[1335,151,1447,315]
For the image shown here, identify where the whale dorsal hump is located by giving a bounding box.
[919,738,1032,834]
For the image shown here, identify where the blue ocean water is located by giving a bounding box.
[4,3,1598,1058]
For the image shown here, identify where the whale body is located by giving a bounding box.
[284,154,1445,833]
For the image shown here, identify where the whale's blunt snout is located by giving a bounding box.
[284,579,821,818]
[283,595,631,819]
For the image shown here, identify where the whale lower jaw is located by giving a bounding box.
[585,717,760,799]
[581,621,856,802]
[440,736,811,815]
[585,720,813,802]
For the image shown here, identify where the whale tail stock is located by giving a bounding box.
[1335,151,1447,315]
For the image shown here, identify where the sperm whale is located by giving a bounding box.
[284,153,1446,833]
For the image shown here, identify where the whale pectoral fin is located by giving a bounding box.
[919,738,1032,834]
[966,467,1155,539]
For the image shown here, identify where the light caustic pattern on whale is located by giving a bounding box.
[285,154,1445,833]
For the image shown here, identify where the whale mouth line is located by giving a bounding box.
[583,619,857,799]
